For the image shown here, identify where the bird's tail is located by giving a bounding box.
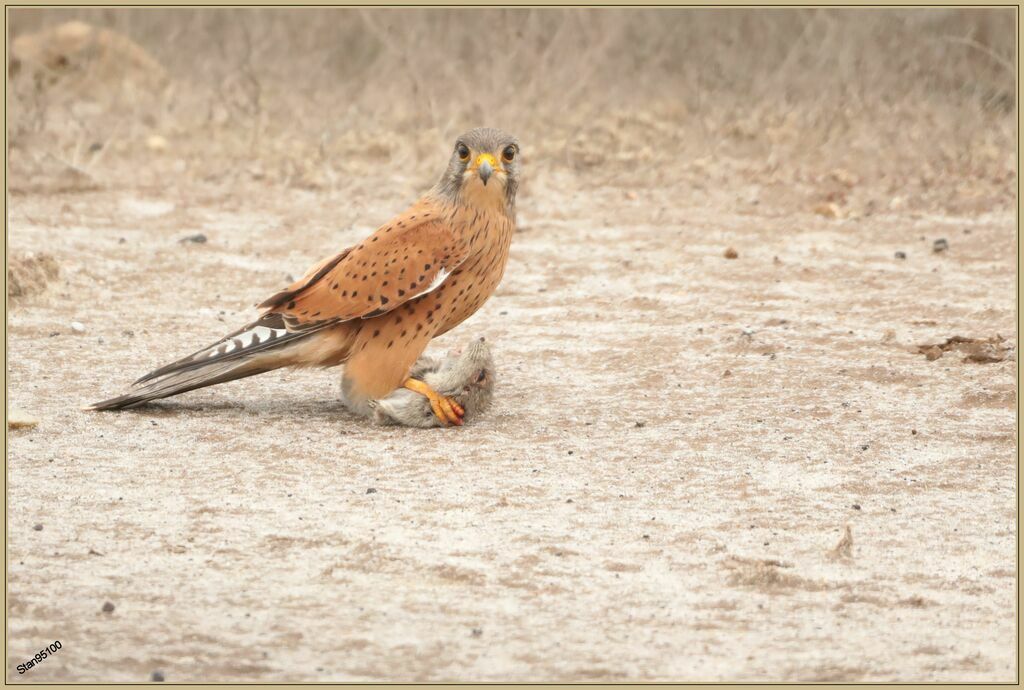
[87,313,334,411]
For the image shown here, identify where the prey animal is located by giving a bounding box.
[89,128,520,426]
[347,337,495,428]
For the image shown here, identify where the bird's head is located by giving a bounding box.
[435,128,520,211]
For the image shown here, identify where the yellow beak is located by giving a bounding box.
[473,153,498,185]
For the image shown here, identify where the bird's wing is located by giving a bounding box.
[259,205,467,331]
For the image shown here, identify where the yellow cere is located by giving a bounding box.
[473,153,499,170]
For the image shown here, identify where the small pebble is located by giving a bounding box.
[852,504,862,511]
[70,321,86,334]
[634,421,646,428]
[895,251,907,260]
[723,247,739,259]
[471,628,483,638]
[933,238,949,253]
[102,601,115,613]
[33,523,43,531]
[365,488,377,494]
[9,409,39,429]
[179,233,207,244]
[151,670,165,682]
[860,444,869,451]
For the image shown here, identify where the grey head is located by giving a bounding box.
[433,128,520,211]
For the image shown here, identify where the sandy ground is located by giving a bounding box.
[6,165,1017,681]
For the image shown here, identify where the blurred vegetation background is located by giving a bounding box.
[7,8,1017,211]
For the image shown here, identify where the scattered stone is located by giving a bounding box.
[151,670,165,682]
[145,135,168,152]
[723,247,739,259]
[894,251,907,260]
[71,321,86,334]
[917,335,1012,364]
[932,238,949,253]
[365,487,377,494]
[813,202,842,219]
[471,628,483,638]
[828,524,854,561]
[634,421,646,428]
[722,369,732,377]
[11,21,168,92]
[852,504,862,510]
[33,523,43,531]
[8,252,60,299]
[8,409,39,429]
[178,233,207,244]
[102,601,115,613]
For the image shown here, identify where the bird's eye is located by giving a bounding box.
[457,143,470,161]
[502,145,516,162]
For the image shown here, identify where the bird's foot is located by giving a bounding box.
[403,378,465,426]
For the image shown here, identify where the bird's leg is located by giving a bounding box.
[403,378,465,426]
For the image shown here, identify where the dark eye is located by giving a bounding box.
[476,369,487,382]
[502,145,516,162]
[457,143,470,161]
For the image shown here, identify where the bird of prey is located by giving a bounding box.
[89,127,520,426]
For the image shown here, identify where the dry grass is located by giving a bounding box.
[7,8,1017,202]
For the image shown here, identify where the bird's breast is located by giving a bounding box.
[435,205,515,333]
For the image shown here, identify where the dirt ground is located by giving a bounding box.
[5,7,1019,683]
[6,156,1017,681]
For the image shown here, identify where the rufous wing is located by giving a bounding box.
[259,205,467,331]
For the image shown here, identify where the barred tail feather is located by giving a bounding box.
[88,313,335,411]
[87,358,275,410]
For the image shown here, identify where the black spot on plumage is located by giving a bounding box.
[380,296,389,305]
[398,289,406,297]
[373,329,380,337]
[424,263,432,271]
[287,300,296,309]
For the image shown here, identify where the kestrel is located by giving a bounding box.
[90,127,520,426]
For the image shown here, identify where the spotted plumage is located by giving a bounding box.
[89,127,520,426]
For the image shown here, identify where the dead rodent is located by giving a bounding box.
[346,337,495,427]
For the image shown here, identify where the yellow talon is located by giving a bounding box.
[403,378,465,426]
